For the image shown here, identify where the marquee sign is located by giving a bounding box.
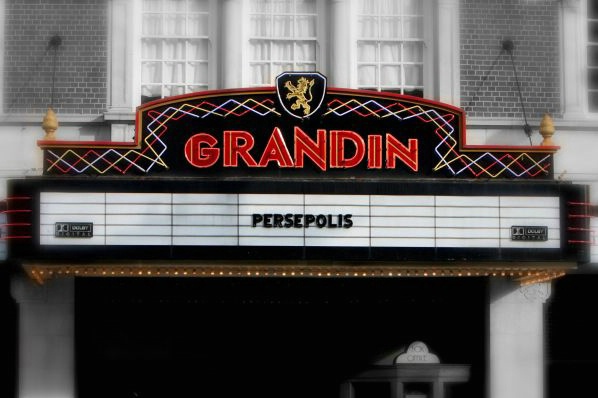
[6,72,588,267]
[5,177,590,263]
[38,72,557,179]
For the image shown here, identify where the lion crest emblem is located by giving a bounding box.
[284,77,315,116]
[276,72,327,119]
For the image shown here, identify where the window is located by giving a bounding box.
[140,0,211,103]
[249,0,319,86]
[356,0,424,96]
[588,0,598,111]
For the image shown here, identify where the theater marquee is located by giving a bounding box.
[6,72,590,269]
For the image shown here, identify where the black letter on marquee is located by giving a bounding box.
[252,214,263,227]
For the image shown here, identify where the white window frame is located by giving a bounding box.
[561,0,598,119]
[353,0,428,96]
[243,0,327,87]
[329,0,458,104]
[0,0,4,118]
[139,0,217,102]
[586,0,598,113]
[106,0,218,121]
[347,0,434,98]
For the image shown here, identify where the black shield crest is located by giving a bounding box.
[276,72,327,119]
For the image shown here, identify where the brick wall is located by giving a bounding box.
[460,0,561,119]
[4,0,107,115]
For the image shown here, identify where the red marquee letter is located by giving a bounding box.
[367,135,383,169]
[184,133,220,168]
[223,131,257,167]
[294,127,327,171]
[386,134,418,171]
[258,127,294,167]
[330,130,365,168]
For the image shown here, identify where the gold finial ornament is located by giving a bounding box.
[539,113,555,146]
[42,107,58,140]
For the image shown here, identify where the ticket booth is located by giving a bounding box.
[341,341,470,398]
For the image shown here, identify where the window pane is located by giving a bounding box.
[381,65,400,86]
[142,62,162,83]
[272,42,293,61]
[272,0,292,13]
[295,62,316,71]
[164,85,185,97]
[358,16,378,38]
[296,15,316,37]
[188,40,208,61]
[187,62,208,84]
[165,0,185,12]
[589,45,598,68]
[404,64,423,86]
[188,0,209,12]
[188,84,208,92]
[295,41,316,61]
[164,62,185,83]
[251,15,272,36]
[589,0,598,19]
[251,0,270,13]
[380,43,399,62]
[404,16,423,39]
[589,21,598,43]
[272,62,293,77]
[164,14,186,35]
[359,0,378,14]
[143,0,161,12]
[273,15,294,37]
[404,42,423,62]
[358,65,378,86]
[143,14,162,35]
[380,16,401,39]
[589,68,598,89]
[141,85,162,103]
[252,64,271,85]
[379,0,400,15]
[403,0,422,15]
[589,90,598,111]
[358,42,378,62]
[251,41,271,61]
[188,14,209,36]
[296,0,315,13]
[404,88,423,97]
[164,39,185,60]
[142,39,162,59]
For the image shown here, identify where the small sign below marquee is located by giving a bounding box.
[54,222,93,238]
[511,226,548,241]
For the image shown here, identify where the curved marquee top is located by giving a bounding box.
[39,72,557,179]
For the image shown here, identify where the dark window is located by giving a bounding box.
[353,382,391,398]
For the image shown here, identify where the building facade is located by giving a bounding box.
[1,1,597,398]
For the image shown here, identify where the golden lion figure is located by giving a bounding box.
[284,77,315,115]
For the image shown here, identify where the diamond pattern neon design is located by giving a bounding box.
[43,95,551,178]
[325,98,551,178]
[45,98,281,174]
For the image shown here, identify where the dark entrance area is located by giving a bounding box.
[548,274,598,398]
[76,276,486,398]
